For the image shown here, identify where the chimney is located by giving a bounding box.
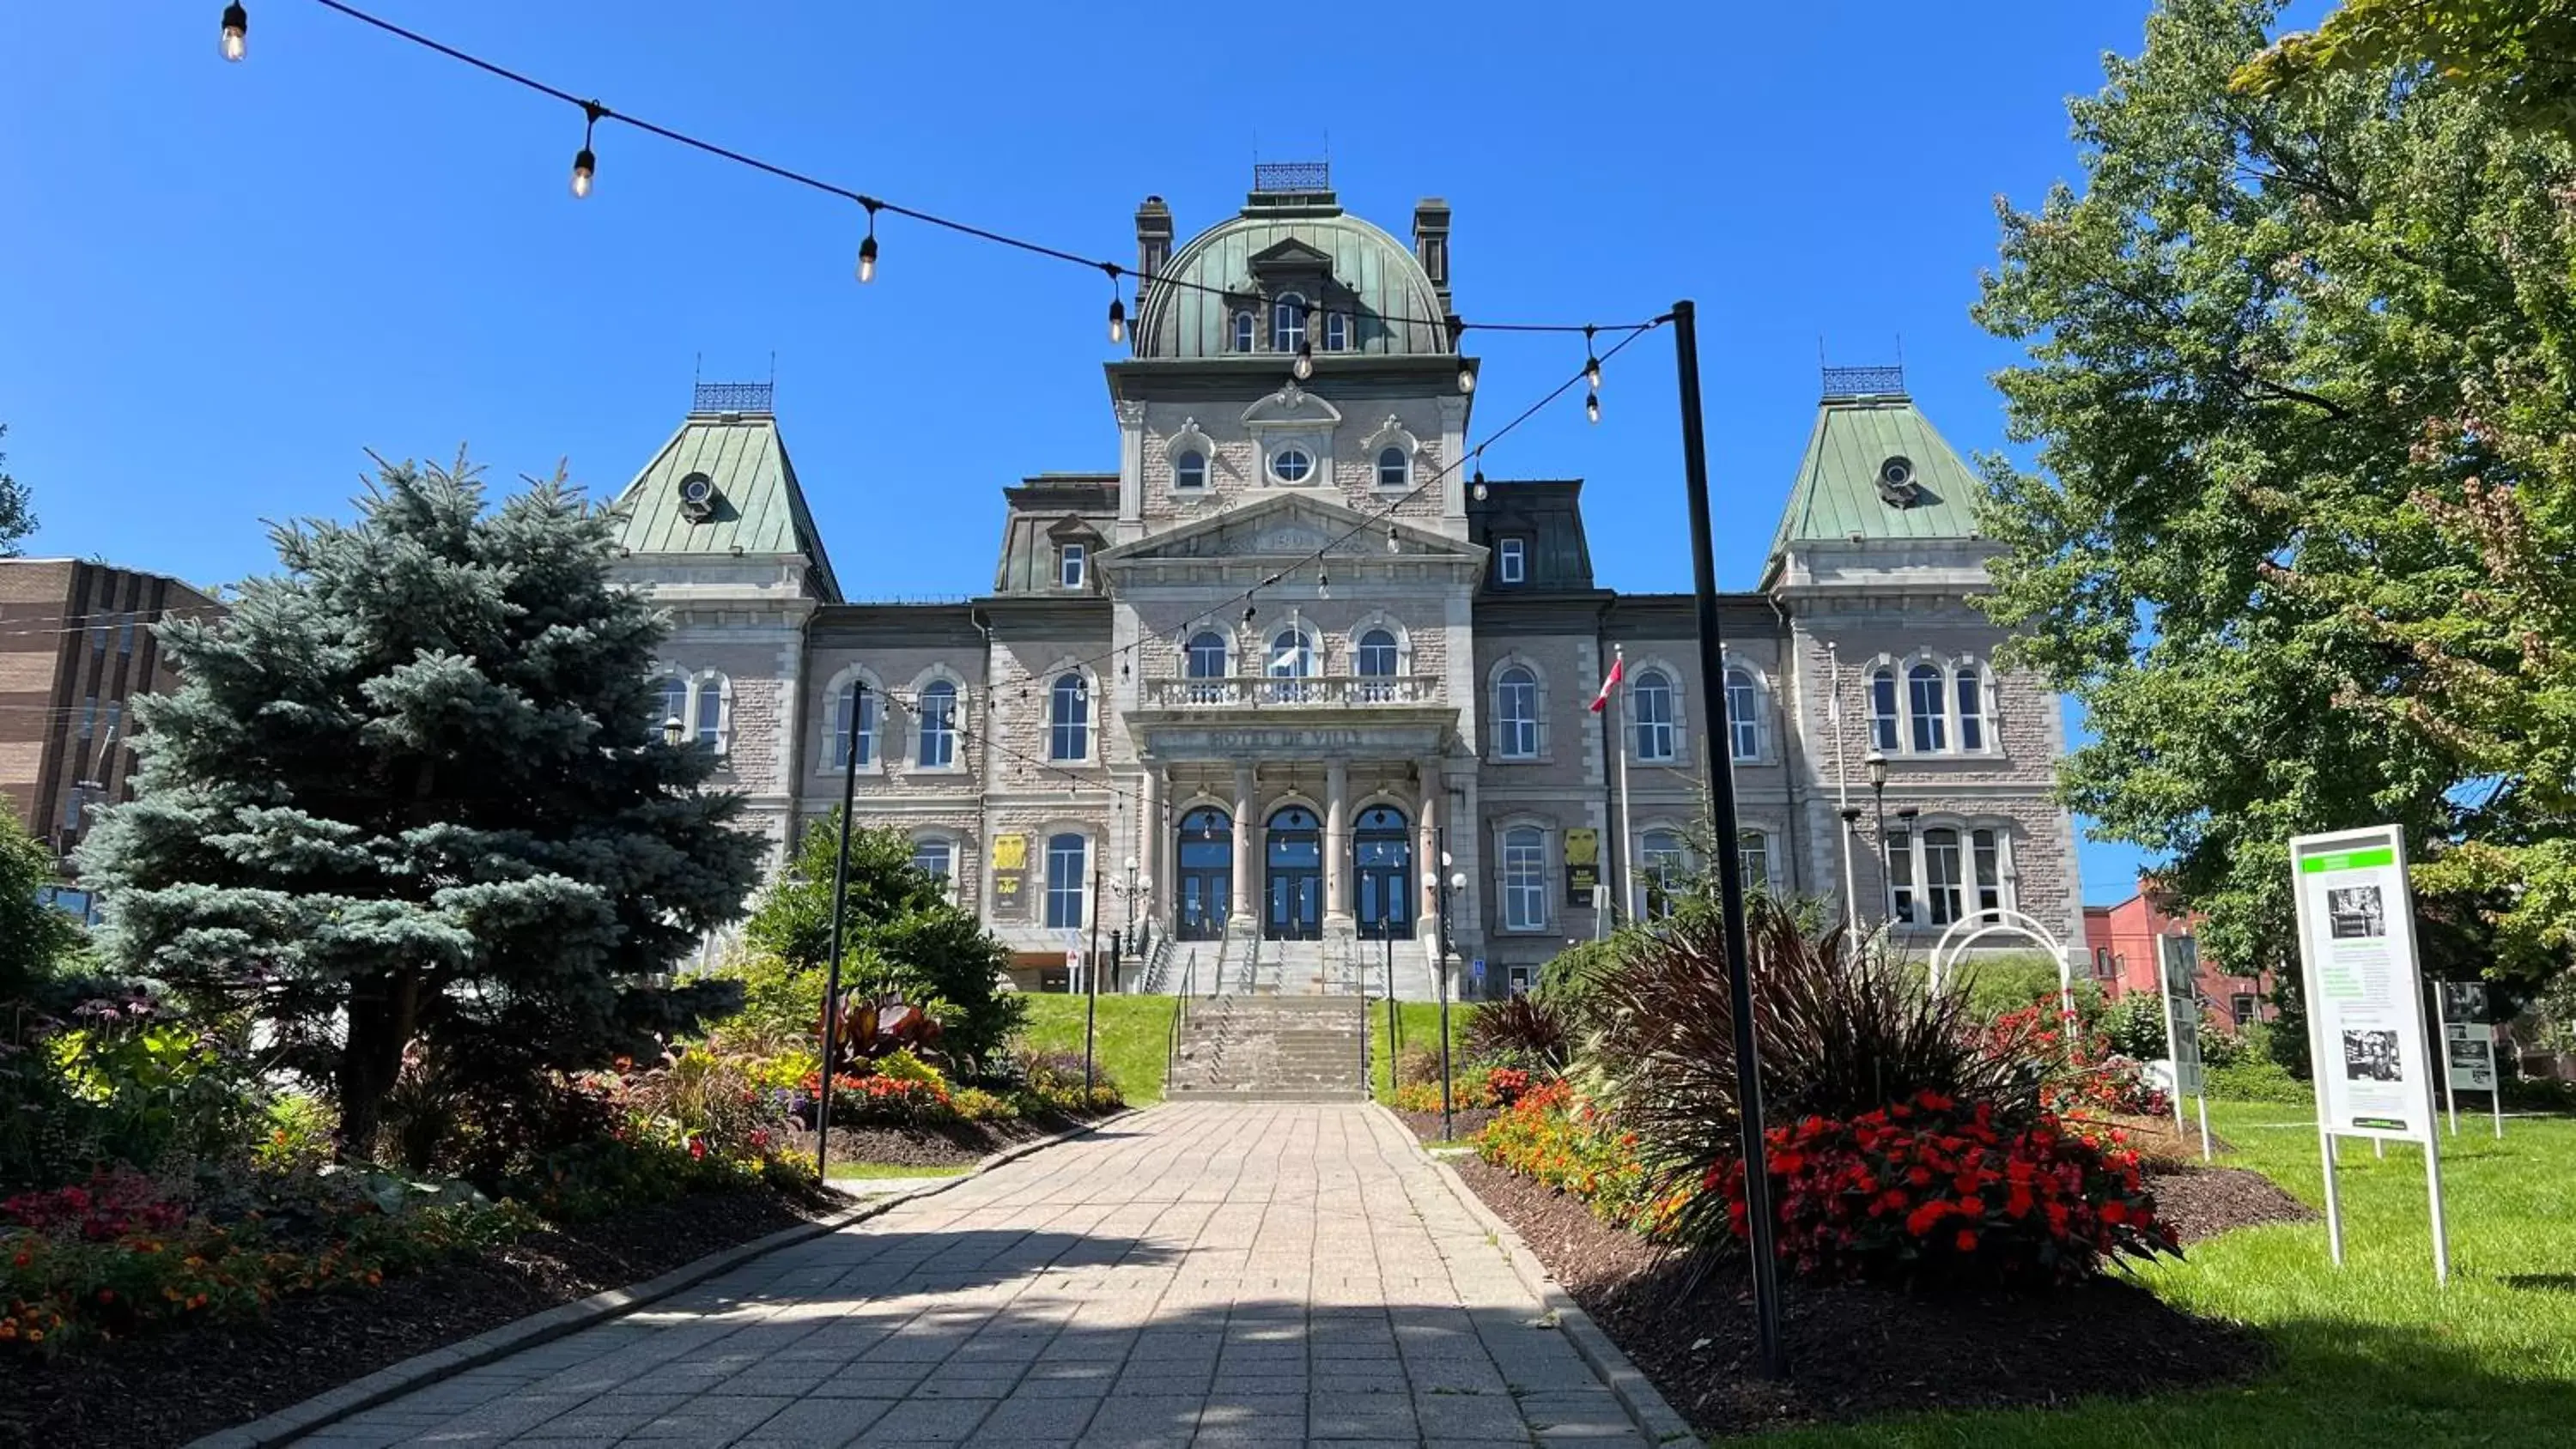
[1134,195,1172,312]
[1413,197,1453,316]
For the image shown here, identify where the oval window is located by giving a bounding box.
[1271,447,1315,484]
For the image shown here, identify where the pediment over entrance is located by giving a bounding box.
[1240,384,1344,428]
[1097,493,1479,566]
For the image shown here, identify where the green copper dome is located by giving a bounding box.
[1134,188,1451,361]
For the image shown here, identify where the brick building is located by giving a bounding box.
[2082,881,2273,1031]
[611,168,2083,995]
[0,558,222,869]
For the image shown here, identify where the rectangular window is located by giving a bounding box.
[1909,668,1948,752]
[76,696,96,739]
[1497,537,1527,585]
[1956,670,1985,751]
[1046,835,1087,930]
[1886,828,1913,923]
[1059,544,1086,590]
[1739,831,1770,893]
[1971,828,2002,919]
[1923,828,1964,926]
[2094,947,2113,978]
[912,839,955,884]
[2231,993,2257,1028]
[1504,831,1547,931]
[100,700,121,749]
[118,613,136,654]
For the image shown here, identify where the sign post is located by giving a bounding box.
[2288,827,2449,1284]
[2155,935,2212,1161]
[2439,982,2504,1140]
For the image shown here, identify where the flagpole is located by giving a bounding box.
[1613,645,1636,924]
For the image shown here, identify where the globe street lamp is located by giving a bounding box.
[662,715,685,748]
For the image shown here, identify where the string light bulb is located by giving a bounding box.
[1315,570,1331,600]
[1242,603,1257,627]
[1293,338,1314,381]
[1586,390,1601,424]
[1472,466,1489,502]
[1109,297,1127,344]
[1584,324,1602,392]
[1386,527,1401,555]
[220,3,248,62]
[569,102,602,199]
[855,200,880,283]
[1458,362,1476,394]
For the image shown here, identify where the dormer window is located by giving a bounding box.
[1059,543,1087,590]
[1497,537,1528,585]
[1232,311,1256,353]
[1272,293,1309,353]
[1174,450,1207,490]
[1325,312,1350,352]
[1376,446,1408,490]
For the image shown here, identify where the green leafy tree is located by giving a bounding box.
[79,452,761,1161]
[730,818,1020,1069]
[0,424,35,556]
[1975,0,2576,985]
[1,814,79,1004]
[2236,0,2576,136]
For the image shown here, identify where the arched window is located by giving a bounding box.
[1497,666,1540,759]
[831,679,877,769]
[1376,446,1408,489]
[1922,827,1964,925]
[1174,450,1207,490]
[1048,674,1089,761]
[911,837,955,886]
[656,675,689,737]
[915,681,957,767]
[1272,293,1308,353]
[694,676,726,750]
[1232,311,1255,353]
[1185,631,1229,703]
[1632,669,1675,762]
[1869,668,1900,751]
[1638,828,1690,919]
[1045,832,1087,929]
[1268,627,1315,702]
[1723,667,1760,761]
[1956,666,1986,751]
[1908,664,1948,752]
[1325,311,1350,352]
[1739,830,1772,893]
[1503,825,1548,930]
[1357,627,1398,701]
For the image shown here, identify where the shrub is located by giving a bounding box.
[2099,991,2172,1061]
[1586,900,2038,1209]
[950,1088,1018,1123]
[1710,1089,2179,1286]
[1001,1046,1123,1113]
[2204,1055,2312,1104]
[1394,1046,1444,1088]
[255,1094,336,1173]
[1466,995,1571,1074]
[870,1048,949,1090]
[1949,955,2103,1028]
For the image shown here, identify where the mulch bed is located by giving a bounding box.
[1454,1157,2275,1439]
[0,1180,843,1449]
[1394,1106,1498,1143]
[793,1110,1098,1168]
[2147,1162,2317,1245]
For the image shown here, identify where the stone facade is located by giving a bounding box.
[611,172,2082,995]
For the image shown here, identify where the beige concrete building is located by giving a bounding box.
[610,168,2081,996]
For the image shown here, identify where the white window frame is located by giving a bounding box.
[1907,661,1948,753]
[1272,293,1309,354]
[1267,626,1317,703]
[1044,830,1089,930]
[1324,310,1350,352]
[1868,665,1901,752]
[1048,671,1091,761]
[911,834,959,897]
[1173,449,1208,490]
[1492,660,1544,761]
[1233,311,1256,353]
[1722,664,1765,763]
[1060,543,1087,590]
[837,676,878,770]
[1497,537,1528,585]
[1637,826,1692,919]
[1631,666,1679,763]
[1268,445,1317,486]
[1738,828,1774,894]
[1500,822,1550,932]
[687,670,733,755]
[1376,446,1409,491]
[913,675,962,770]
[1885,815,2017,927]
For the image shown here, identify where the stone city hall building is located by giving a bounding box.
[610,168,2081,996]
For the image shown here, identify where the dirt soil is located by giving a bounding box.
[0,1182,843,1449]
[2148,1162,2318,1244]
[1394,1106,1498,1143]
[1454,1157,2274,1440]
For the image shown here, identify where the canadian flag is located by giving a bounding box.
[1589,654,1624,713]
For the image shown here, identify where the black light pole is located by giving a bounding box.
[813,688,863,1181]
[1085,866,1103,1091]
[1865,749,1889,931]
[1435,835,1458,1143]
[1384,931,1397,1080]
[1121,853,1141,994]
[1670,299,1784,1379]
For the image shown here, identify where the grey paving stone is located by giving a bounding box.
[854,1395,994,1442]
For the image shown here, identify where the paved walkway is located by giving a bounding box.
[294,1104,1651,1449]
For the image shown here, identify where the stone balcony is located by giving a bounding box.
[1139,675,1443,709]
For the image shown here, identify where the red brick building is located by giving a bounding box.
[2082,879,2273,1032]
[0,559,222,870]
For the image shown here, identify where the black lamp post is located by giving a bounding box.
[815,685,865,1180]
[1120,853,1142,994]
[1435,841,1462,1143]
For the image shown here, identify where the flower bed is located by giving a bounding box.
[1474,1081,1679,1234]
[1711,1090,2178,1285]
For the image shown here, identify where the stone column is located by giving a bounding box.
[1324,758,1352,923]
[1231,761,1257,925]
[1417,755,1443,927]
[1139,764,1163,936]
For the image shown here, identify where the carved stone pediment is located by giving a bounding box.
[1097,493,1478,567]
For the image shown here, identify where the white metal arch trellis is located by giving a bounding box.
[1928,908,2077,1016]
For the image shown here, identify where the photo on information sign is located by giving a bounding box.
[2326,884,2387,940]
[2342,1028,2403,1083]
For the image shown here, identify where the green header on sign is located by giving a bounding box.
[2300,846,2395,873]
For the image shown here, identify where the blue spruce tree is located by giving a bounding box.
[81,453,761,1162]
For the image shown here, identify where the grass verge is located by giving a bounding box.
[1015,994,1178,1103]
[1366,999,1478,1102]
[1747,1101,2576,1446]
[825,1162,973,1181]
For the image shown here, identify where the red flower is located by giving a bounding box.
[2100,1200,2127,1225]
[1954,1229,1978,1252]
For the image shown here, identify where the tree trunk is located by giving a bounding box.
[336,968,420,1162]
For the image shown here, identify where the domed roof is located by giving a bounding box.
[1135,192,1451,361]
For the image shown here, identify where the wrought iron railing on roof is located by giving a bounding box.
[1252,160,1332,193]
[691,381,774,414]
[1820,364,1905,399]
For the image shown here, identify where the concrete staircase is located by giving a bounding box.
[1169,996,1368,1101]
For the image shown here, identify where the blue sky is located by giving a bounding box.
[2,0,2263,903]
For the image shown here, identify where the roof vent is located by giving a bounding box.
[1875,456,1920,506]
[677,472,720,522]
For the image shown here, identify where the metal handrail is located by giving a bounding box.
[1167,947,1198,1090]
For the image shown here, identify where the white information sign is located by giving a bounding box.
[2445,1026,2497,1092]
[2155,935,2213,1161]
[2288,826,2450,1283]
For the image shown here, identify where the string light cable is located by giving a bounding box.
[246,2,1663,349]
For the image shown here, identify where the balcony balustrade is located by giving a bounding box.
[1139,674,1442,709]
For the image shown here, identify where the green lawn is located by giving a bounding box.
[825,1161,971,1181]
[1367,999,1479,1101]
[1748,1102,2576,1446]
[1014,993,1178,1103]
